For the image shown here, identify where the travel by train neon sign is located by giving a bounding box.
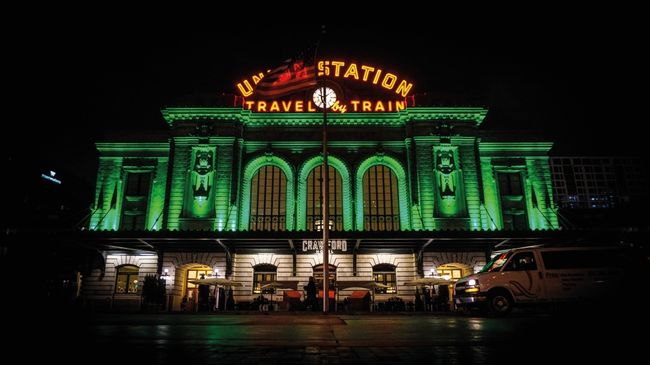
[236,60,414,113]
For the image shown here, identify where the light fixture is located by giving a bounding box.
[315,219,334,232]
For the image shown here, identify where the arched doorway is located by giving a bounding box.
[313,264,337,310]
[182,264,213,312]
[435,263,472,310]
[312,264,337,287]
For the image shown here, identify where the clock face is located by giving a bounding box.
[313,87,337,108]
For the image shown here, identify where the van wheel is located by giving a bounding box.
[488,291,513,315]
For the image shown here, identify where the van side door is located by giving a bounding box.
[502,251,544,303]
[541,249,623,302]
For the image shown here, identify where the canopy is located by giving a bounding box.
[187,277,244,286]
[261,280,300,290]
[336,281,389,290]
[402,276,453,286]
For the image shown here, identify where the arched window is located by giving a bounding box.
[373,264,397,294]
[253,264,277,294]
[115,265,139,294]
[363,165,400,231]
[250,166,287,231]
[306,165,343,231]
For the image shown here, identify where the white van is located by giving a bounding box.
[454,246,626,314]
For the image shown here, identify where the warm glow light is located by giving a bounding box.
[243,99,406,113]
[237,60,413,98]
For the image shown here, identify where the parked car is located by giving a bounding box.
[454,245,628,315]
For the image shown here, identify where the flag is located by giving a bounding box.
[254,56,317,99]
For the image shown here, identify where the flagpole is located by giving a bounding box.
[322,82,329,313]
[314,25,329,313]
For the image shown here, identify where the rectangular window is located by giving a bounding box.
[497,172,528,230]
[120,172,151,230]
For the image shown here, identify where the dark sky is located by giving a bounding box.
[9,23,646,186]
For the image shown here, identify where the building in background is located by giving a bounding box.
[550,156,649,229]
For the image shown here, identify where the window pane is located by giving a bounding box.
[363,166,400,231]
[250,166,287,231]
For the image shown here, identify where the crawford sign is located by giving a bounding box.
[302,240,348,253]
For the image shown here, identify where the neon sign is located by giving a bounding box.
[317,61,412,97]
[243,99,406,113]
[302,240,348,253]
[236,60,413,99]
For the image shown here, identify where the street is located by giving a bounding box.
[18,310,643,364]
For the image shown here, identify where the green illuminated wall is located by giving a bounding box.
[478,143,558,230]
[296,155,353,231]
[239,154,296,231]
[90,143,169,231]
[355,154,411,231]
[90,107,559,232]
[167,137,235,231]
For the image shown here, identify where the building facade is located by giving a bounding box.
[82,103,560,311]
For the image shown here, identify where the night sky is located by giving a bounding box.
[8,23,646,188]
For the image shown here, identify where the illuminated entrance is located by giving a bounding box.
[313,264,336,287]
[184,265,213,311]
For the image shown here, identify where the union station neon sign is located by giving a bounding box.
[236,60,413,113]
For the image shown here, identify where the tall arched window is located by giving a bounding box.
[115,265,139,294]
[253,264,277,294]
[306,165,343,231]
[250,166,287,231]
[373,264,397,294]
[363,165,400,231]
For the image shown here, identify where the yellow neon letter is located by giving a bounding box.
[381,73,397,90]
[395,80,413,97]
[318,61,330,77]
[362,101,372,112]
[245,101,255,110]
[374,101,385,112]
[361,65,375,82]
[343,63,359,80]
[281,101,292,112]
[237,80,253,97]
[269,101,280,112]
[372,69,382,85]
[331,61,345,77]
[395,100,406,111]
[295,100,304,112]
[258,101,267,112]
[350,100,360,112]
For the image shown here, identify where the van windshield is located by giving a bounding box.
[480,252,511,273]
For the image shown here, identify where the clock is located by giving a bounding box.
[313,87,337,109]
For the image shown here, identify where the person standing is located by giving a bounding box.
[304,276,318,311]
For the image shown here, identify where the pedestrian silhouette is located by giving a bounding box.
[304,276,318,311]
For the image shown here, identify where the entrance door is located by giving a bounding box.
[185,267,213,312]
[313,264,337,287]
[313,264,336,308]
